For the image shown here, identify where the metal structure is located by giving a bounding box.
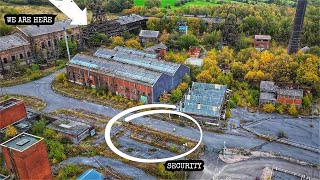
[287,0,308,54]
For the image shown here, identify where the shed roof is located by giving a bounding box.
[260,81,276,92]
[47,117,92,137]
[144,43,168,52]
[76,169,104,180]
[0,98,22,110]
[114,46,157,59]
[0,133,42,152]
[139,30,160,38]
[185,58,204,67]
[18,20,77,37]
[0,33,29,51]
[255,35,271,40]
[278,88,303,97]
[94,47,181,76]
[69,54,162,86]
[116,14,145,25]
[260,92,276,101]
[181,82,227,118]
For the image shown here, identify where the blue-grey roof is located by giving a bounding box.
[144,43,168,52]
[114,46,157,58]
[181,82,227,118]
[0,133,42,152]
[69,54,162,86]
[0,33,29,51]
[47,116,92,136]
[76,169,104,180]
[116,14,145,25]
[18,20,78,37]
[94,47,181,76]
[139,30,160,38]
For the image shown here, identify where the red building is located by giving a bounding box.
[254,35,271,51]
[0,98,27,130]
[0,133,53,180]
[276,89,303,107]
[189,47,201,58]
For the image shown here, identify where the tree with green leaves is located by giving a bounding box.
[145,0,161,8]
[177,34,199,50]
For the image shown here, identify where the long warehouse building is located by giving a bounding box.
[66,50,189,103]
[94,46,189,90]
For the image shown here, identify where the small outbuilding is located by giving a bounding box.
[47,117,95,144]
[254,35,271,51]
[139,30,160,45]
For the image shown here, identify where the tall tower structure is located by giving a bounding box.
[287,0,307,54]
[0,133,53,180]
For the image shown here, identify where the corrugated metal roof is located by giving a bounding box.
[116,14,145,25]
[18,20,78,37]
[114,46,157,59]
[0,33,29,51]
[139,30,160,38]
[94,47,181,76]
[69,54,162,86]
[144,43,168,52]
[181,82,227,118]
[278,88,303,97]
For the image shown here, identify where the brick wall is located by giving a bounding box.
[15,27,81,60]
[0,45,32,71]
[67,65,153,103]
[0,100,27,129]
[1,140,53,179]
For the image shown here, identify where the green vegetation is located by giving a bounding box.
[0,60,67,87]
[0,94,46,110]
[278,130,287,138]
[262,104,275,113]
[31,119,67,164]
[53,73,144,110]
[57,164,85,180]
[5,125,18,139]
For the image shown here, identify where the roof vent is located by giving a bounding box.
[16,139,30,146]
[197,103,201,110]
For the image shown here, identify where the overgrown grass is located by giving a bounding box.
[0,94,46,110]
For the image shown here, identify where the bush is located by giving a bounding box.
[275,103,285,114]
[278,131,287,138]
[5,125,18,139]
[171,145,179,152]
[56,72,68,83]
[30,72,42,81]
[57,164,83,180]
[32,119,46,135]
[31,64,40,71]
[262,104,275,113]
[287,104,298,116]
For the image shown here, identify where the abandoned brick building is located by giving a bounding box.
[254,35,271,51]
[15,20,80,60]
[259,81,303,107]
[0,34,31,72]
[139,30,160,45]
[0,98,27,130]
[0,20,80,73]
[83,14,147,42]
[67,47,189,103]
[1,133,53,180]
